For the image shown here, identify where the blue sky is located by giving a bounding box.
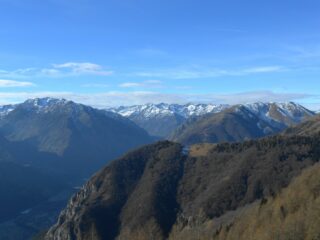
[0,0,319,109]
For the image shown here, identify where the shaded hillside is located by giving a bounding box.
[0,135,74,240]
[0,161,64,223]
[45,123,320,240]
[127,112,185,138]
[171,102,314,145]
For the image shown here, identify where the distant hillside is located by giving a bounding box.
[171,102,315,145]
[0,161,64,223]
[45,115,320,240]
[0,98,154,178]
[285,114,320,136]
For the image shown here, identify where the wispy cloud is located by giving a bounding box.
[0,79,34,87]
[0,62,113,79]
[119,82,142,88]
[193,91,311,105]
[133,65,285,79]
[242,66,284,73]
[52,62,113,76]
[284,45,320,60]
[0,90,313,109]
[119,80,163,88]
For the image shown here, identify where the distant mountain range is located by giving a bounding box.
[44,115,320,240]
[108,102,315,140]
[107,103,229,137]
[170,102,315,145]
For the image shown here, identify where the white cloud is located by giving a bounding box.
[193,91,310,105]
[0,79,34,87]
[119,82,142,88]
[0,90,313,109]
[40,68,61,76]
[144,80,162,84]
[119,80,163,88]
[243,66,284,73]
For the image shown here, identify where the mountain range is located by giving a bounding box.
[107,103,229,137]
[0,98,317,240]
[0,98,155,240]
[44,115,320,240]
[108,102,315,140]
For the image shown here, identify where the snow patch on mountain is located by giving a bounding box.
[0,104,16,117]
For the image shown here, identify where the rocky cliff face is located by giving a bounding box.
[45,141,185,240]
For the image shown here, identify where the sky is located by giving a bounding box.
[0,0,319,109]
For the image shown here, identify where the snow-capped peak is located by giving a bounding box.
[0,98,72,117]
[24,97,68,108]
[19,97,72,113]
[240,102,315,125]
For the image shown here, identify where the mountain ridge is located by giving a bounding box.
[107,102,314,138]
[170,102,315,145]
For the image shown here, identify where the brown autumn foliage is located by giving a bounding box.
[170,162,320,240]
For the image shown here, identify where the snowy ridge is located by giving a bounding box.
[108,103,229,118]
[108,102,315,122]
[0,99,315,125]
[242,102,315,124]
[0,98,72,116]
[232,102,315,134]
